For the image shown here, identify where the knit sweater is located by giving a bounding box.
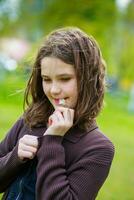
[0,118,115,200]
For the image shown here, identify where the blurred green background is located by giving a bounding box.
[0,0,134,199]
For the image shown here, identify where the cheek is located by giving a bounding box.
[42,82,48,95]
[67,82,78,108]
[66,81,78,96]
[72,82,78,103]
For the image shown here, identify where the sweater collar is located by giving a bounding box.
[63,121,98,143]
[30,121,98,143]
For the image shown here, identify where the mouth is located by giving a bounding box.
[53,98,68,106]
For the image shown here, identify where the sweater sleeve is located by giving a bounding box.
[0,118,27,192]
[36,135,115,200]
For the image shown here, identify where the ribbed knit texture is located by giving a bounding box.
[0,118,115,200]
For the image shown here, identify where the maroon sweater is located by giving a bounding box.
[0,118,114,200]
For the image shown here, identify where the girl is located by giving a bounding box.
[0,27,115,200]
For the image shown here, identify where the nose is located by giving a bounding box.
[50,82,61,94]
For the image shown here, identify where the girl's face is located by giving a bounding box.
[41,57,78,109]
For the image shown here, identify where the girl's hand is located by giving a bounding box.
[44,107,74,136]
[18,135,38,161]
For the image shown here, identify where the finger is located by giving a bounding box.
[19,143,38,154]
[49,113,59,125]
[18,150,35,160]
[68,109,74,123]
[48,118,53,126]
[55,107,68,119]
[55,106,68,112]
[54,110,65,122]
[21,135,38,148]
[56,107,74,121]
[64,108,71,123]
[56,106,74,114]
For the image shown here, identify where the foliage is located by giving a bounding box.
[0,0,134,83]
[0,77,134,199]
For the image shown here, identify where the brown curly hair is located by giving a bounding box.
[23,27,106,130]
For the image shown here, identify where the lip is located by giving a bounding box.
[54,99,60,104]
[53,98,67,105]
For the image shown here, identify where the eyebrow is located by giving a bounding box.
[41,74,74,78]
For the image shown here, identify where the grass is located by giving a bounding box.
[0,75,134,199]
[96,93,134,200]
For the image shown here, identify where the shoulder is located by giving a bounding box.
[0,116,25,153]
[64,125,115,166]
[14,116,24,129]
[5,116,25,141]
[82,128,115,165]
[64,123,114,155]
[9,116,25,137]
[4,116,24,138]
[86,127,114,150]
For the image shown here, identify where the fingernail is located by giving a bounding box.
[49,119,53,125]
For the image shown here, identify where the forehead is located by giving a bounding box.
[41,57,75,75]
